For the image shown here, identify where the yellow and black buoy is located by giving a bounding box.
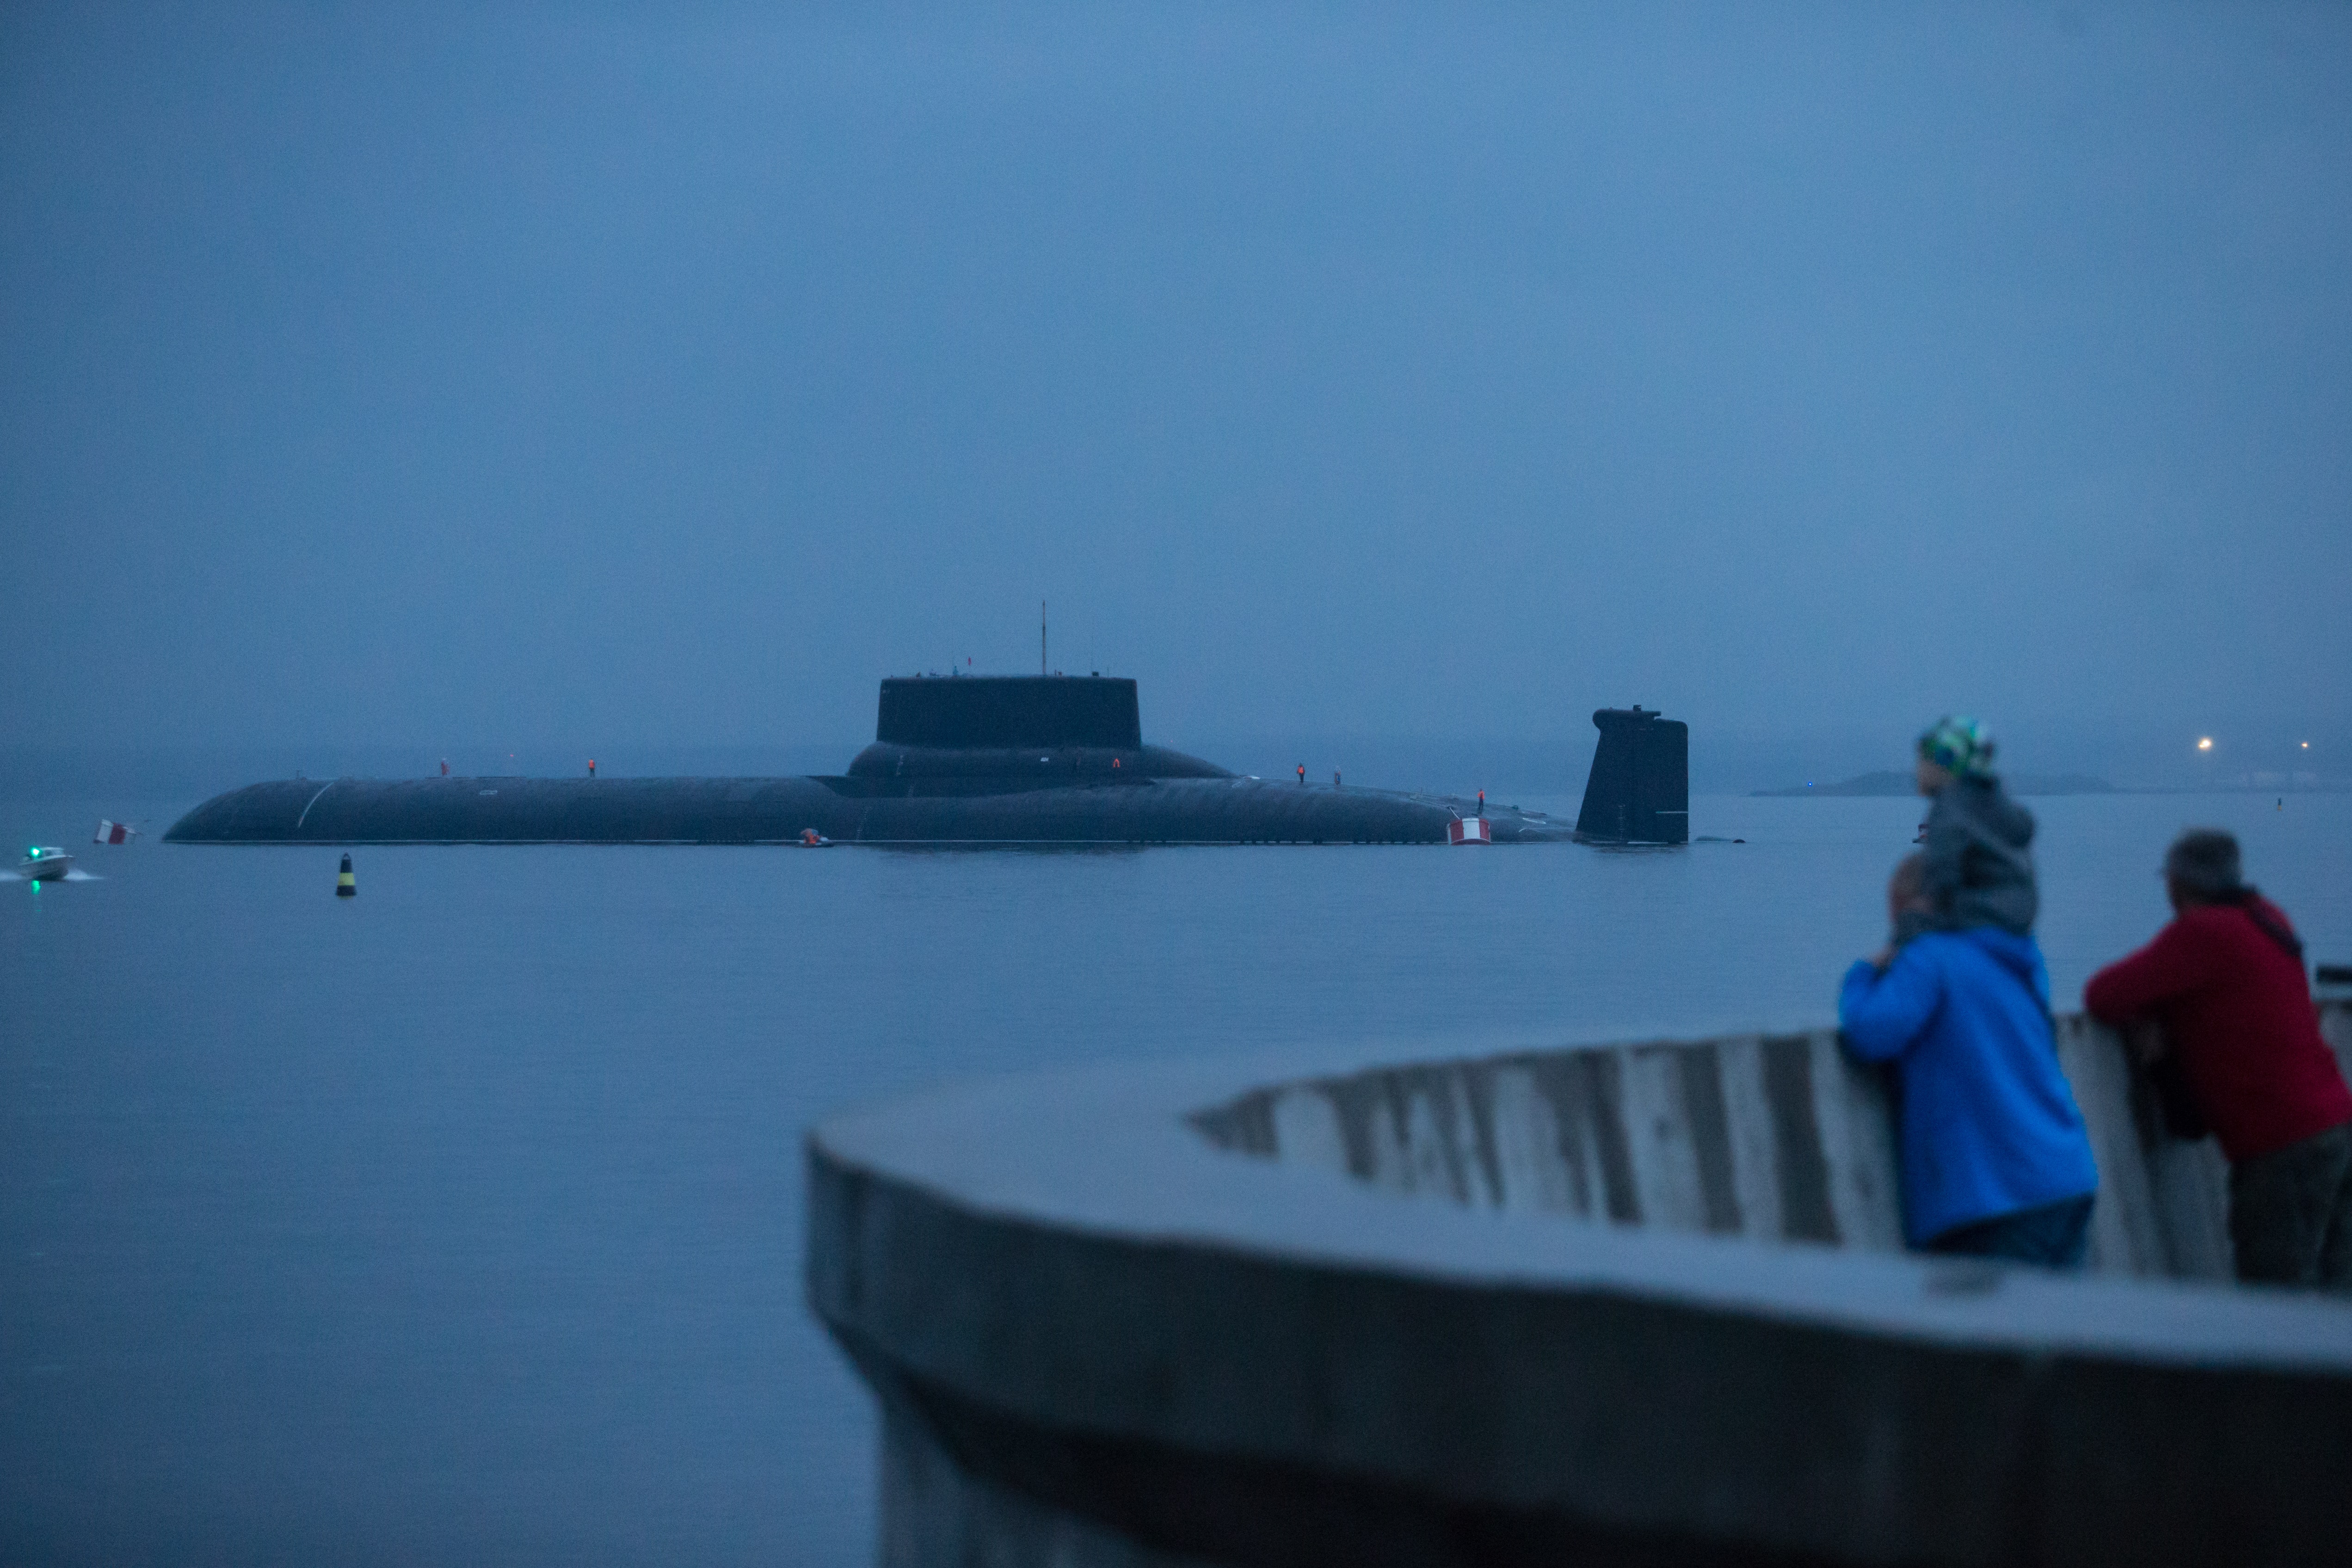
[336,853,356,898]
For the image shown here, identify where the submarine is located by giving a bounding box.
[164,677,1687,848]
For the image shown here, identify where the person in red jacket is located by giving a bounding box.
[2084,829,2352,1290]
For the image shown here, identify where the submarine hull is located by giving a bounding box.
[162,677,1664,848]
[162,775,1574,846]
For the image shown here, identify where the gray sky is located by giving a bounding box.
[4,2,2347,787]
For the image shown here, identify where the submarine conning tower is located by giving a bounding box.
[1574,706,1689,844]
[845,674,1231,782]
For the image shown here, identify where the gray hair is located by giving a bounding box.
[1886,852,1937,950]
[2164,829,2243,899]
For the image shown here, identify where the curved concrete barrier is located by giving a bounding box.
[807,1004,2352,1567]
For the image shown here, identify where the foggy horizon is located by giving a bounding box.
[6,4,2348,792]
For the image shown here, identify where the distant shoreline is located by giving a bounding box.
[1752,769,2113,798]
[1752,769,2348,798]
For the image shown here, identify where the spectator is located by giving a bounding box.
[1841,853,2100,1266]
[1915,715,2038,935]
[2085,829,2352,1291]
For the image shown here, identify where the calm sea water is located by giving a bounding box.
[3,788,2346,1566]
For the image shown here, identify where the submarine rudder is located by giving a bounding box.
[1574,706,1689,845]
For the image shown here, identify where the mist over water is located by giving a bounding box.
[4,785,2346,1564]
[5,1,2351,1560]
[4,6,2350,783]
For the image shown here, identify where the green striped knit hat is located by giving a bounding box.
[1917,715,1995,779]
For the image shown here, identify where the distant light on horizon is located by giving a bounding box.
[2197,737,2214,751]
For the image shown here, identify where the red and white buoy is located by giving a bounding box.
[1447,817,1492,845]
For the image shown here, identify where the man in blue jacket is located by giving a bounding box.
[1840,853,2100,1266]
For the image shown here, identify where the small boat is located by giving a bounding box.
[19,847,74,881]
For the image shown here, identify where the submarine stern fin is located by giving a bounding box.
[1574,707,1688,845]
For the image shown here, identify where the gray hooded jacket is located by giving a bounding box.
[1922,774,2038,935]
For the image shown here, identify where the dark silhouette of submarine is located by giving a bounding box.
[164,677,1687,847]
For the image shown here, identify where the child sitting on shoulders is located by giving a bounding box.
[1915,715,2038,935]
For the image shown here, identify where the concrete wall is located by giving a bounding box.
[807,1001,2352,1568]
[1187,1007,2352,1280]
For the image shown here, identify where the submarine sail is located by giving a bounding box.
[877,675,1142,749]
